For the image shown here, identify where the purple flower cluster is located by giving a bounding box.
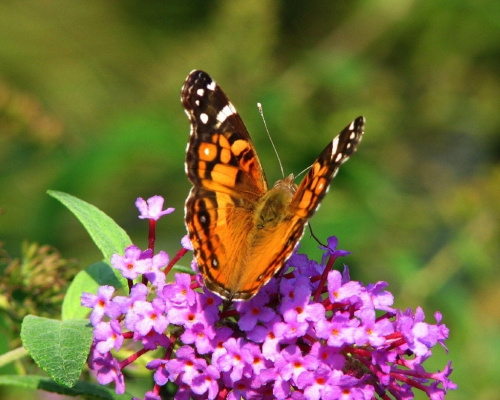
[82,196,456,400]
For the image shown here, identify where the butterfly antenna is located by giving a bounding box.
[308,222,328,248]
[258,103,285,179]
[296,164,312,179]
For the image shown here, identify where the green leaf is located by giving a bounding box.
[47,190,132,263]
[171,263,196,275]
[21,316,93,387]
[62,261,124,320]
[0,375,131,399]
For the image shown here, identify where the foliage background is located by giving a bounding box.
[1,1,499,399]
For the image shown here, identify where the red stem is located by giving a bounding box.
[389,371,430,393]
[119,347,149,369]
[164,248,189,275]
[148,219,156,252]
[313,254,337,302]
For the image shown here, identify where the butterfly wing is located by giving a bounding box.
[290,116,365,219]
[226,117,366,299]
[183,70,267,197]
[182,70,268,299]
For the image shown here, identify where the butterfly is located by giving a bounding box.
[182,70,364,301]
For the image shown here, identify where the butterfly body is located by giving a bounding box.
[254,174,296,229]
[182,70,364,301]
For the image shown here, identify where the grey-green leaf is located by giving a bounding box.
[21,316,93,387]
[47,190,132,263]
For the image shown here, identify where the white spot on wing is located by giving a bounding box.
[331,137,340,155]
[206,80,216,91]
[197,88,205,97]
[216,103,236,124]
[200,113,209,124]
[227,102,236,114]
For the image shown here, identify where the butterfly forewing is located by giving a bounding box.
[182,70,364,301]
[182,70,267,196]
[290,116,365,219]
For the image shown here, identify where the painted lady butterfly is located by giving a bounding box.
[182,70,364,301]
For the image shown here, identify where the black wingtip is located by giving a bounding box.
[355,116,365,127]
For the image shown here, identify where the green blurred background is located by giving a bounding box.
[1,1,499,399]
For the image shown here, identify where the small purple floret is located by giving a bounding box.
[136,196,175,221]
